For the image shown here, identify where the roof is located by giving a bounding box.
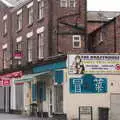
[88,11,120,22]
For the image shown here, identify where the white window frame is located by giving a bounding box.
[28,5,33,25]
[60,0,67,7]
[3,19,7,35]
[69,0,76,7]
[27,39,33,62]
[38,0,44,20]
[99,31,103,42]
[17,11,22,31]
[38,32,44,59]
[3,48,8,69]
[73,35,81,48]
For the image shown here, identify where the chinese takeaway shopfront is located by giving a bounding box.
[0,71,23,113]
[65,54,120,120]
[14,60,66,117]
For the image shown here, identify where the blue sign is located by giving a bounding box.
[70,74,107,93]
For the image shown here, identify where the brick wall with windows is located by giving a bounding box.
[0,0,87,70]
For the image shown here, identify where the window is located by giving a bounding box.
[27,39,32,62]
[60,0,67,7]
[17,12,22,31]
[16,42,22,65]
[69,0,76,7]
[38,0,44,19]
[60,0,76,7]
[73,35,81,48]
[28,6,33,25]
[38,32,44,59]
[99,31,103,42]
[3,49,8,69]
[3,20,7,35]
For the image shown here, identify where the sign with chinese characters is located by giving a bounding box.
[70,75,107,93]
[68,54,120,74]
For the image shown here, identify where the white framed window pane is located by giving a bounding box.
[38,33,44,59]
[69,0,76,7]
[38,0,44,19]
[17,42,22,51]
[60,0,67,7]
[28,39,32,62]
[18,13,22,30]
[3,49,8,69]
[28,6,33,25]
[4,20,7,34]
[73,35,81,48]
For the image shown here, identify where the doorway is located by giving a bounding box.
[54,85,63,113]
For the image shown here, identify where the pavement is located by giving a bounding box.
[0,113,51,120]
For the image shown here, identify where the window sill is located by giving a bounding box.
[16,28,22,33]
[37,17,44,22]
[27,23,33,28]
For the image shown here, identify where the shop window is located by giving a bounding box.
[55,70,64,84]
[39,81,46,101]
[32,84,37,101]
[73,35,81,48]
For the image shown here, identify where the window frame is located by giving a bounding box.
[69,0,76,7]
[27,38,33,62]
[17,12,23,31]
[3,48,8,69]
[60,0,67,7]
[28,6,34,25]
[38,32,44,59]
[38,0,44,20]
[73,35,81,48]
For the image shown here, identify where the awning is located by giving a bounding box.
[14,72,50,84]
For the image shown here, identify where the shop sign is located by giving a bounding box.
[13,51,23,59]
[0,71,23,86]
[68,54,120,74]
[70,75,107,93]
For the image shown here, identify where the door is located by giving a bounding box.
[110,94,120,120]
[54,85,63,113]
[48,87,53,117]
[99,107,109,120]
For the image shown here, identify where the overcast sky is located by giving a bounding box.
[87,0,120,11]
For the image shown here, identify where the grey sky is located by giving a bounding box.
[88,0,120,11]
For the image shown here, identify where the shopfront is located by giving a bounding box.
[0,71,23,113]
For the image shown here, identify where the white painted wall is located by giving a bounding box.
[63,70,120,120]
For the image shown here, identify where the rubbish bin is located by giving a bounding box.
[30,103,37,116]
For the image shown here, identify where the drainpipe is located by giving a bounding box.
[114,18,117,53]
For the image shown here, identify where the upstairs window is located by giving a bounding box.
[38,32,44,59]
[69,0,76,7]
[99,31,103,42]
[3,48,8,69]
[17,9,22,31]
[73,35,81,48]
[60,0,76,7]
[27,39,32,62]
[27,2,33,25]
[38,0,44,20]
[3,15,7,35]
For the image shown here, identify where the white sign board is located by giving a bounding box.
[68,54,120,74]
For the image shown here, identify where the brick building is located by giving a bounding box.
[88,16,120,53]
[0,0,87,117]
[0,0,87,71]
